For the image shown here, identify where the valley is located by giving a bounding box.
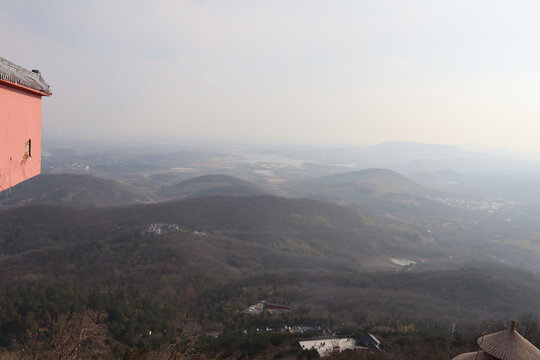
[0,140,539,358]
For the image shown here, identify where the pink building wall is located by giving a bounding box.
[0,82,42,191]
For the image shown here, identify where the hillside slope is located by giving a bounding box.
[156,174,266,199]
[0,173,151,207]
[0,195,539,351]
[0,195,418,263]
[0,196,538,323]
[294,168,429,197]
[285,168,459,222]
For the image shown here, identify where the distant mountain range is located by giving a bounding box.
[0,174,151,207]
[286,141,536,174]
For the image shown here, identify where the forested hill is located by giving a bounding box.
[0,194,539,357]
[0,173,151,207]
[285,168,464,222]
[156,174,266,199]
[0,195,364,232]
[0,195,413,262]
[287,168,431,199]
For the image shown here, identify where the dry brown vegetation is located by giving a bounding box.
[0,195,538,358]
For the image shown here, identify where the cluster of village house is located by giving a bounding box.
[298,333,381,357]
[296,319,540,358]
[1,57,51,192]
[245,300,539,359]
[244,327,382,357]
[142,223,207,237]
[244,301,383,357]
[290,320,540,359]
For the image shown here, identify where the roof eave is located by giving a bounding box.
[0,78,52,96]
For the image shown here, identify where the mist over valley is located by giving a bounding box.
[1,139,539,358]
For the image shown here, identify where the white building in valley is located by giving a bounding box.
[298,337,356,357]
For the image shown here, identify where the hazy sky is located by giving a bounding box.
[3,1,540,150]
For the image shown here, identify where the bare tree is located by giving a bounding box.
[519,313,540,346]
[164,333,217,360]
[19,310,112,360]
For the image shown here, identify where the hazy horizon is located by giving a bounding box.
[4,1,540,152]
[41,133,540,163]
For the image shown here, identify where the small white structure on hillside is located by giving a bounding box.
[298,337,356,357]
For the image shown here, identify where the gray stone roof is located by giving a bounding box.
[0,57,52,95]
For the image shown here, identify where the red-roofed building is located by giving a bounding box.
[263,301,292,312]
[0,57,51,191]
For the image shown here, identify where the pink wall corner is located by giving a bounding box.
[0,82,42,191]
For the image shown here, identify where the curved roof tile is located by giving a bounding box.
[0,57,52,95]
[452,350,497,360]
[477,321,540,360]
